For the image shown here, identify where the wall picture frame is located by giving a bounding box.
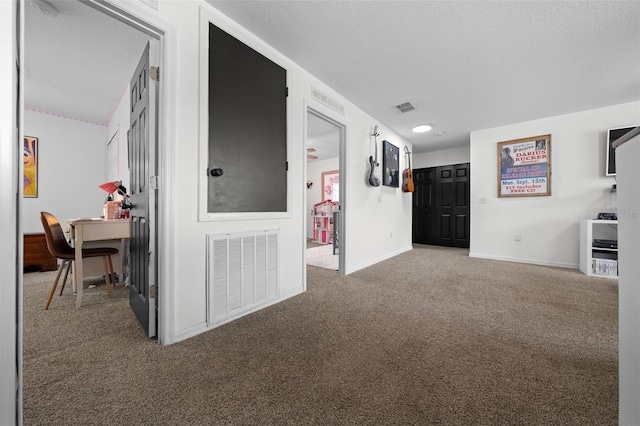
[382,140,399,188]
[497,134,551,197]
[23,136,38,198]
[321,169,339,201]
[606,125,637,177]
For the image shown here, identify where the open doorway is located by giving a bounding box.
[305,108,345,272]
[23,0,158,329]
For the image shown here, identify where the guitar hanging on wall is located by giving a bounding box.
[402,146,415,193]
[368,126,381,187]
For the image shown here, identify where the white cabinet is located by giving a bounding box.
[579,219,618,278]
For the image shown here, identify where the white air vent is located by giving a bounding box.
[395,102,415,113]
[207,230,279,326]
[311,86,345,115]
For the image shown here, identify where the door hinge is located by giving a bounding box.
[151,66,159,81]
[286,162,289,171]
[149,285,157,298]
[150,175,159,189]
[285,87,289,97]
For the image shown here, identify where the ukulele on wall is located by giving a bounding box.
[368,126,381,187]
[402,146,414,193]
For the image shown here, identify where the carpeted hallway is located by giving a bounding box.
[23,245,618,425]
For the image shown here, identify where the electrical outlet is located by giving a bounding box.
[479,197,487,204]
[514,234,521,241]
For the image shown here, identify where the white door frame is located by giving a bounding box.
[1,1,22,423]
[304,101,348,279]
[81,0,177,345]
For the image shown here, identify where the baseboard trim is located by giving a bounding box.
[173,286,305,344]
[468,252,578,269]
[346,245,413,274]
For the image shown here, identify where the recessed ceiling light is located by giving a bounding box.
[412,124,432,133]
[31,0,58,17]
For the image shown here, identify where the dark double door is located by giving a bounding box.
[412,163,470,248]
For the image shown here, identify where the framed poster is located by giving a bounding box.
[23,136,38,198]
[497,134,551,197]
[321,170,339,201]
[382,140,399,188]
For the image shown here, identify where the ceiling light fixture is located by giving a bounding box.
[31,0,58,17]
[412,124,432,133]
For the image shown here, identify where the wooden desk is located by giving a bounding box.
[67,219,130,308]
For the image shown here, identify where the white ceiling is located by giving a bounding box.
[208,0,640,153]
[24,1,640,157]
[24,0,149,124]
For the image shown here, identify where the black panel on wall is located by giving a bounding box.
[208,23,288,213]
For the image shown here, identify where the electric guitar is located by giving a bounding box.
[368,126,381,187]
[402,146,414,193]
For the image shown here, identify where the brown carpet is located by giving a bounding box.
[23,245,618,425]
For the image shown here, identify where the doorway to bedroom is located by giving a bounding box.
[305,108,344,272]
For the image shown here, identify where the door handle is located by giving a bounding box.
[210,168,224,177]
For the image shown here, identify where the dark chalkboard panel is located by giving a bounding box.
[208,23,287,213]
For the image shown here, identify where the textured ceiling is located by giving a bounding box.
[24,1,640,155]
[208,0,640,153]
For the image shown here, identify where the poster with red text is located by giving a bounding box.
[497,135,551,197]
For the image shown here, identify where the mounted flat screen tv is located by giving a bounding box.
[606,125,637,176]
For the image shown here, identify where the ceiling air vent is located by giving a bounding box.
[395,102,415,113]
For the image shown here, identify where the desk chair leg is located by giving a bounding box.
[107,255,116,287]
[59,259,72,296]
[102,256,112,298]
[45,260,67,310]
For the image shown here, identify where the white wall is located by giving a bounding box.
[413,145,470,169]
[144,2,413,340]
[470,101,639,267]
[22,110,107,233]
[306,157,339,239]
[106,83,132,192]
[616,132,640,425]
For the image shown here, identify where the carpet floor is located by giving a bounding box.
[23,245,618,425]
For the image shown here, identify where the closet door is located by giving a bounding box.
[412,167,435,244]
[412,163,470,248]
[434,163,470,248]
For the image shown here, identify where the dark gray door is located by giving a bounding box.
[412,167,435,244]
[207,23,287,213]
[434,164,470,247]
[129,42,157,337]
[413,163,470,248]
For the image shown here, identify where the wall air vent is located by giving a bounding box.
[311,86,345,115]
[395,102,415,113]
[206,230,279,326]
